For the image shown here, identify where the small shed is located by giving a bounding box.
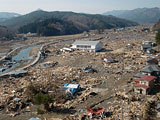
[141,41,152,51]
[60,47,73,52]
[104,58,118,63]
[71,40,103,52]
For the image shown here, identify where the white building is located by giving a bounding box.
[71,40,103,52]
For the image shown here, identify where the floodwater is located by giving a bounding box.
[0,46,39,74]
[12,46,34,61]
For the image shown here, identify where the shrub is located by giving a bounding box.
[25,84,39,100]
[34,93,52,105]
[37,108,45,114]
[34,93,53,111]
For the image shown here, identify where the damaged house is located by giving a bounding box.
[141,41,152,51]
[134,65,160,79]
[133,65,160,95]
[141,65,160,77]
[141,41,156,54]
[134,75,156,94]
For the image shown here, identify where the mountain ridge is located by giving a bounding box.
[103,7,160,24]
[0,10,138,36]
[0,12,20,22]
[0,10,138,29]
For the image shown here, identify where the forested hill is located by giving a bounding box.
[0,10,138,36]
[0,26,15,40]
[0,10,138,29]
[18,18,81,36]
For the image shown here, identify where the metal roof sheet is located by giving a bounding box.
[134,73,145,78]
[72,40,100,46]
[141,75,156,82]
[64,83,80,89]
[141,65,160,73]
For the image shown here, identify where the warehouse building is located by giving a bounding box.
[71,40,103,52]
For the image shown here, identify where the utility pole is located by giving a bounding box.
[121,88,126,120]
[121,100,124,120]
[114,76,117,96]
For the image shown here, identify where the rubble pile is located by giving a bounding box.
[0,25,160,119]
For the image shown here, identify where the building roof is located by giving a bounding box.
[104,58,116,63]
[141,65,160,73]
[64,83,80,89]
[72,40,100,46]
[134,84,149,89]
[134,78,140,82]
[143,41,152,44]
[141,75,156,82]
[29,118,40,120]
[134,73,145,78]
[142,44,152,49]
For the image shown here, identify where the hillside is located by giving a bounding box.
[0,10,138,31]
[153,19,160,31]
[0,26,15,40]
[104,7,160,24]
[18,18,81,36]
[0,12,20,22]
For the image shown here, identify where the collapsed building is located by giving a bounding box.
[134,75,156,94]
[134,65,160,95]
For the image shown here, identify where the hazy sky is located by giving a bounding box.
[0,0,160,14]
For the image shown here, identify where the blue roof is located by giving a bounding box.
[14,98,21,102]
[64,83,80,95]
[64,83,69,87]
[29,118,40,120]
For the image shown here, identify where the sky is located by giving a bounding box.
[0,0,160,15]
